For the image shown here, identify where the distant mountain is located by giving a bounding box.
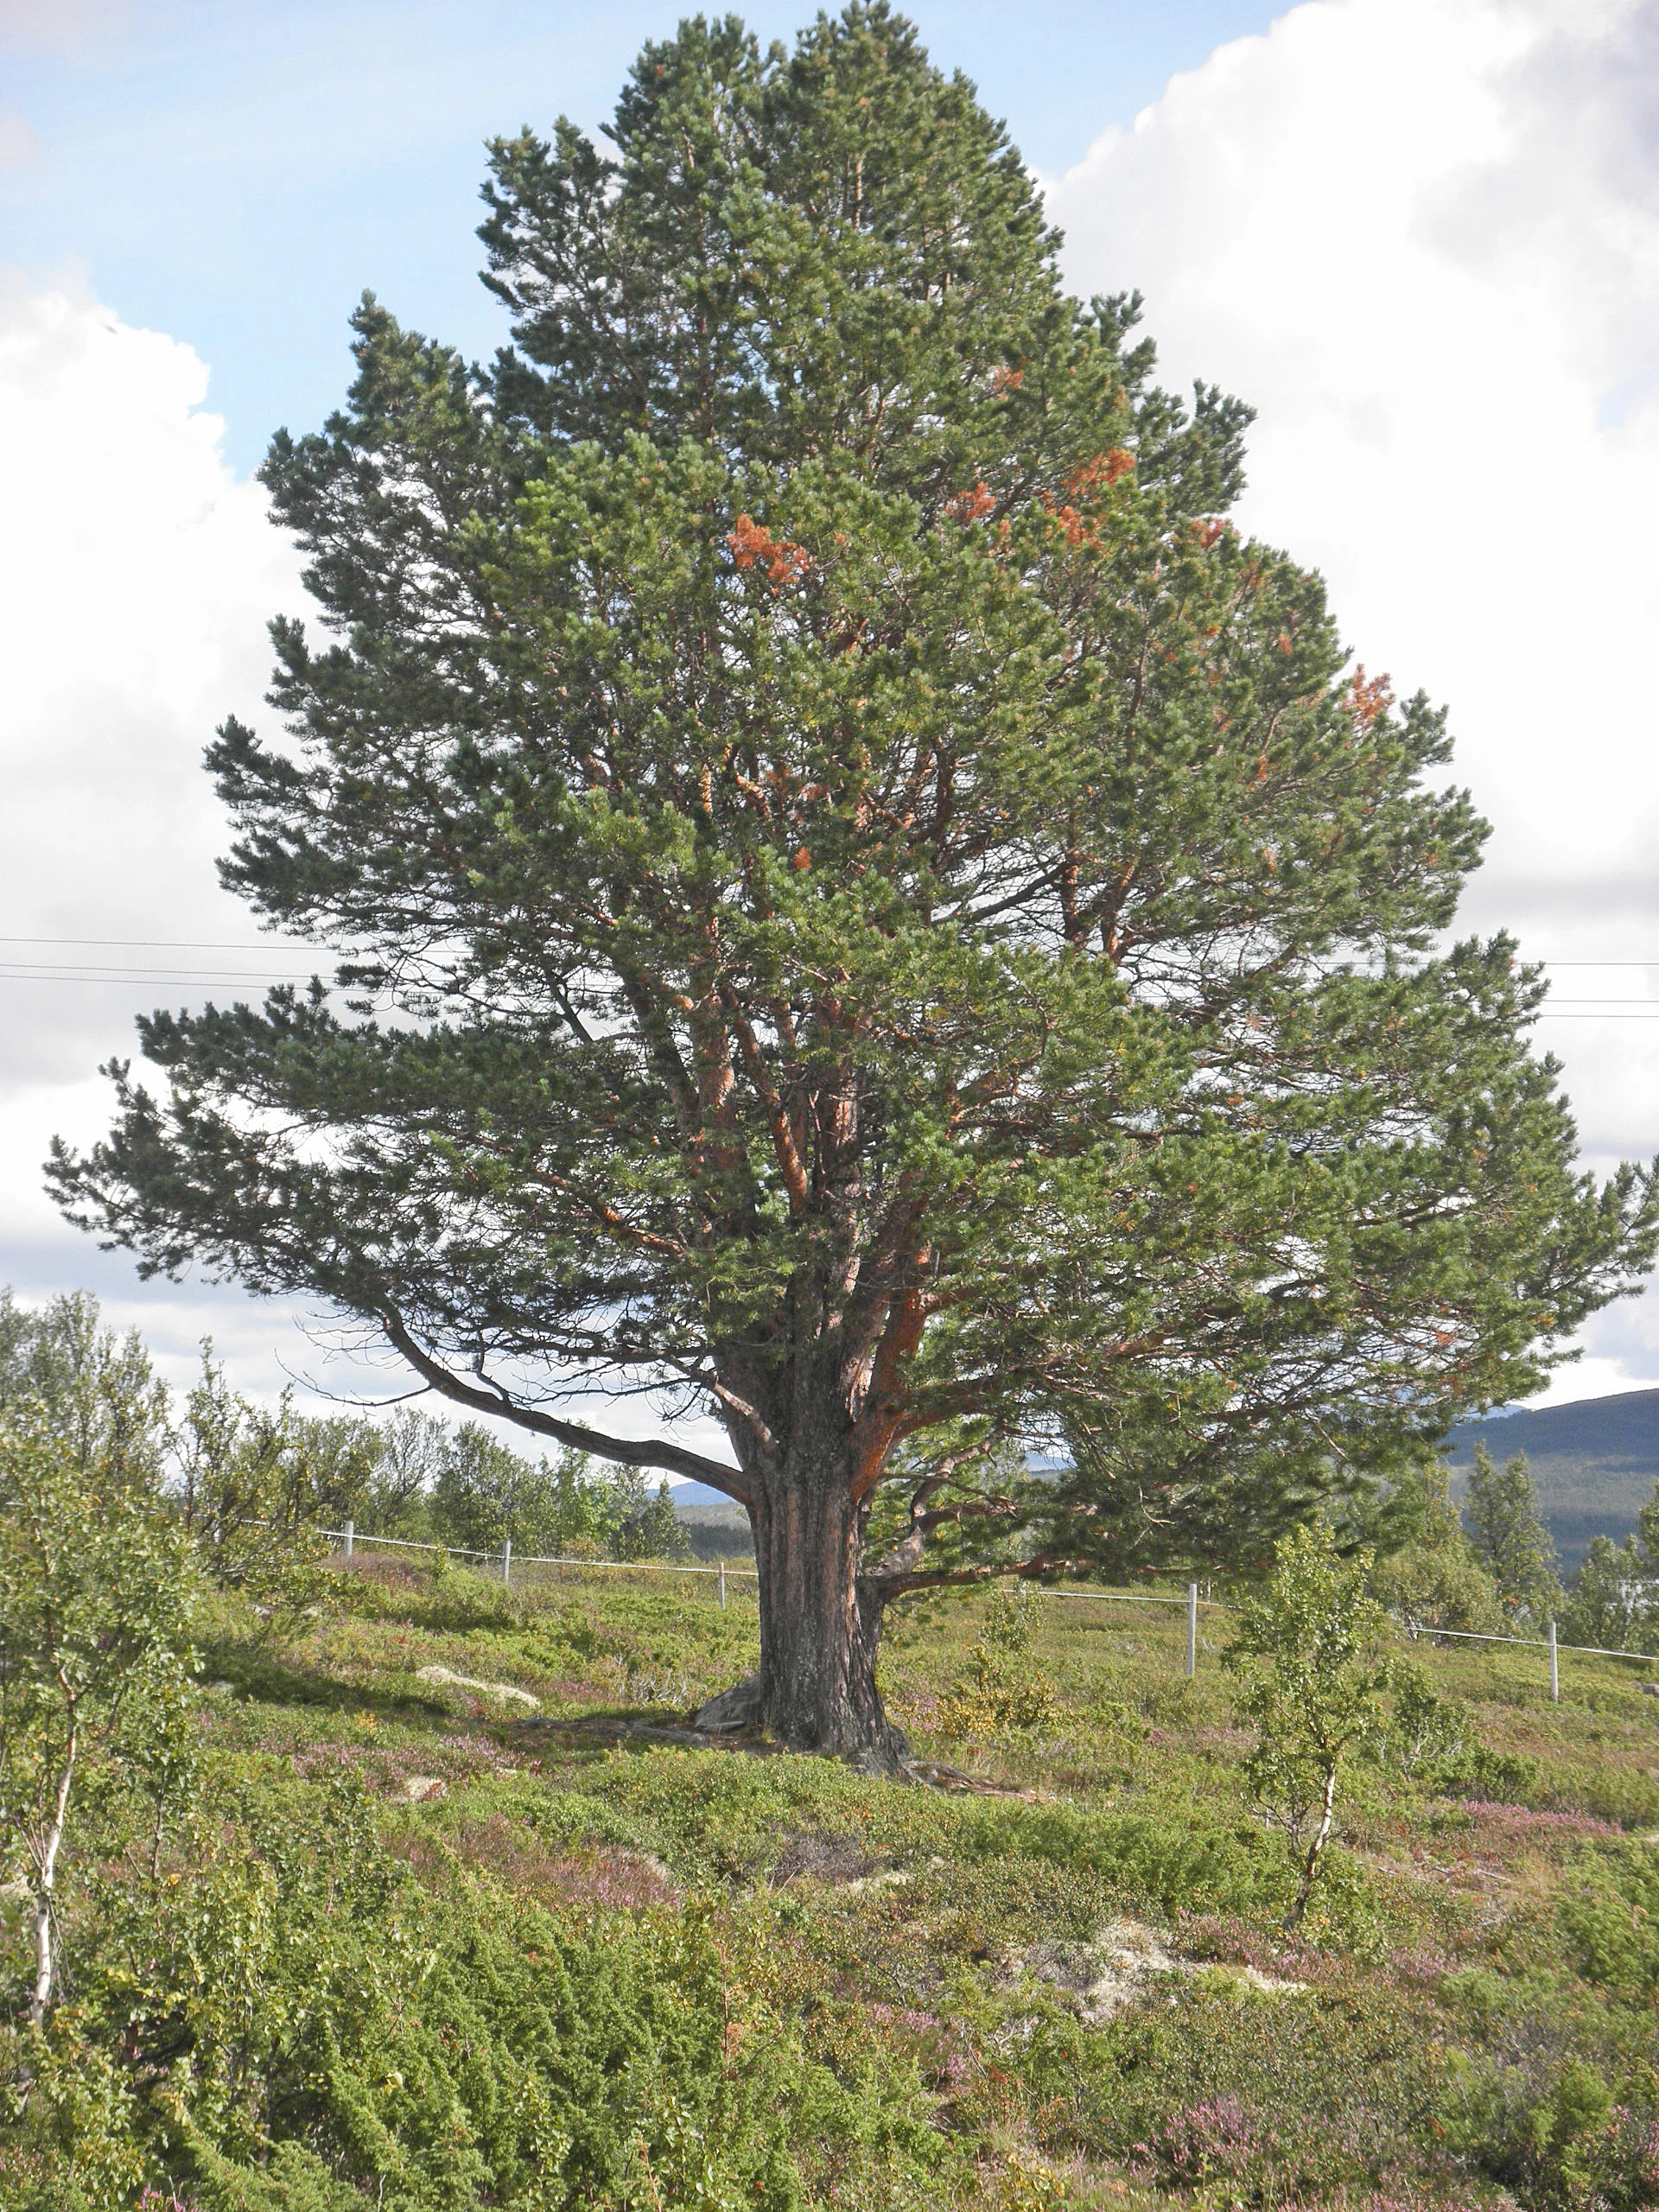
[671,1479,746,1511]
[1445,1389,1659,1573]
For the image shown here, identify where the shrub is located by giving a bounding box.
[1559,1846,1659,2005]
[1368,1459,1505,1636]
[0,1414,199,2025]
[938,1583,1061,1742]
[2,1767,944,2209]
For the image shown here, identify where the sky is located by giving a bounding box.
[3,0,1659,1449]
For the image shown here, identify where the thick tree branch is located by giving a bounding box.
[379,1307,751,1504]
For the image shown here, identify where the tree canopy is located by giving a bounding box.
[50,4,1657,1756]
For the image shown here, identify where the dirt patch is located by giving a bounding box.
[1014,1917,1183,2024]
[770,1832,880,1887]
[1010,1917,1306,2024]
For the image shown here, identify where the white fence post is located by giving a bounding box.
[1549,1617,1559,1702]
[502,1535,512,1589]
[341,1517,353,1561]
[1185,1582,1198,1678]
[718,1560,727,1609]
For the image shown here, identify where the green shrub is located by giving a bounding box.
[3,1769,945,2209]
[939,1584,1062,1741]
[1560,1847,1659,2005]
[1374,1658,1541,1802]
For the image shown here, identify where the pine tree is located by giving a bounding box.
[1636,1479,1659,1585]
[48,8,1656,1758]
[1463,1444,1561,1622]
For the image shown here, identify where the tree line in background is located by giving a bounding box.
[1371,1440,1659,1656]
[3,1291,687,1578]
[10,1288,1659,1639]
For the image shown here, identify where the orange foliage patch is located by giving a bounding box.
[727,513,810,588]
[1349,664,1395,728]
[1068,448,1135,496]
[1046,448,1135,547]
[944,480,998,523]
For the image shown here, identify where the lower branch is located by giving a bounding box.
[379,1309,752,1506]
[864,1551,1077,1605]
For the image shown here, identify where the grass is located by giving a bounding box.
[10,1553,1659,2209]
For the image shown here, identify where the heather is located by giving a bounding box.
[7,1535,1659,2210]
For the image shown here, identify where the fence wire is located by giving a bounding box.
[323,1523,1659,1691]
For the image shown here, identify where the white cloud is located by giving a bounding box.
[1046,0,1659,1398]
[0,274,334,1402]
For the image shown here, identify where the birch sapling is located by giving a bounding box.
[1227,1522,1389,1929]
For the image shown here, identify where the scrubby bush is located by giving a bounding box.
[1368,1459,1505,1635]
[1373,1660,1540,1805]
[939,1583,1061,1742]
[0,1362,200,2027]
[3,1770,935,2209]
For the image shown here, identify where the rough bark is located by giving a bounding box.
[696,1403,906,1767]
[751,1475,901,1764]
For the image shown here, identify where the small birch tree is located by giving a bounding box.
[0,1417,197,2023]
[1227,1522,1389,1929]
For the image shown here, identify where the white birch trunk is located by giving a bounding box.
[1287,1755,1338,1929]
[28,1730,76,2027]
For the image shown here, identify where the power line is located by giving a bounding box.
[0,936,319,950]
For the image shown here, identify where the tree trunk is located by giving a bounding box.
[1285,1757,1338,1930]
[29,1736,75,2028]
[693,1403,907,1767]
[747,1471,901,1764]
